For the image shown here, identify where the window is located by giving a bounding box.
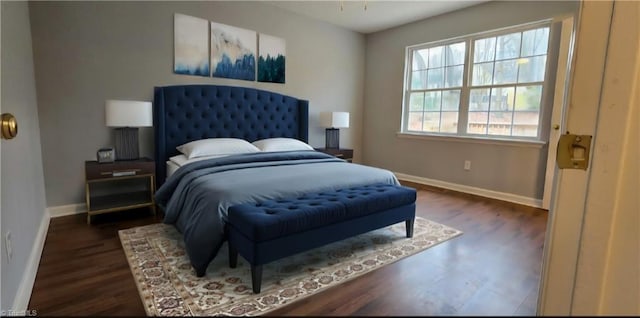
[402,22,552,141]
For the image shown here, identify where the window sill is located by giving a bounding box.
[396,132,547,149]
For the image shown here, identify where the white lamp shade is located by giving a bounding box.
[105,100,152,127]
[320,111,349,128]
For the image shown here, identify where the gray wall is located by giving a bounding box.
[362,1,578,199]
[1,1,48,309]
[29,1,366,207]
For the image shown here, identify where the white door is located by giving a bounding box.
[542,16,575,210]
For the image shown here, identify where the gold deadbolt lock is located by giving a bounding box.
[1,113,18,140]
[556,132,592,170]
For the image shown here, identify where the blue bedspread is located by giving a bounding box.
[155,151,400,273]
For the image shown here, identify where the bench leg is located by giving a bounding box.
[406,219,414,238]
[229,243,238,268]
[251,265,263,294]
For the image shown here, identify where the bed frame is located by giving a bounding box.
[153,84,417,281]
[153,84,309,186]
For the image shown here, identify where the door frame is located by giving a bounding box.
[537,0,618,314]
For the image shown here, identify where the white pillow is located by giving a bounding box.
[176,138,260,159]
[252,138,314,152]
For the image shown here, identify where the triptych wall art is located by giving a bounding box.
[174,13,286,84]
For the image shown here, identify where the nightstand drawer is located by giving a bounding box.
[85,159,154,181]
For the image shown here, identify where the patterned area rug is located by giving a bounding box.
[119,217,462,316]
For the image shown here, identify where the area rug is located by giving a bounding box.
[119,217,462,316]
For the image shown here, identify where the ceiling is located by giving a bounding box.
[266,1,489,34]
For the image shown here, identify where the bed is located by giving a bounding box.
[153,84,402,276]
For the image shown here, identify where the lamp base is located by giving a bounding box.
[325,128,340,149]
[114,127,139,160]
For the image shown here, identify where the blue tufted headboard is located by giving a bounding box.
[153,84,309,186]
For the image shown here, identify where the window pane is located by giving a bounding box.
[441,112,459,133]
[518,55,547,83]
[409,92,425,111]
[425,91,442,111]
[429,46,444,68]
[445,65,463,88]
[470,88,490,111]
[472,62,494,86]
[513,111,540,125]
[533,28,550,55]
[494,59,518,85]
[488,126,511,136]
[488,112,512,135]
[412,49,429,70]
[496,32,521,60]
[411,70,427,89]
[474,37,496,63]
[491,87,515,111]
[468,111,488,134]
[407,112,424,131]
[446,42,466,66]
[513,111,539,137]
[489,111,512,124]
[442,90,460,111]
[423,112,440,132]
[515,85,542,111]
[427,68,444,89]
[521,27,549,57]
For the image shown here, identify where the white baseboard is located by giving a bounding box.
[11,209,51,312]
[47,203,86,218]
[394,172,543,208]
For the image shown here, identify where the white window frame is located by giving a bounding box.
[400,20,554,143]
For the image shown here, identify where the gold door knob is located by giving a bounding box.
[553,124,560,130]
[1,113,18,139]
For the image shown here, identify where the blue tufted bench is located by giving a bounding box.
[226,183,417,293]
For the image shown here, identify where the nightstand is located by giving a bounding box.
[314,148,353,162]
[84,158,156,224]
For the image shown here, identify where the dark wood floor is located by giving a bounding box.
[29,183,547,316]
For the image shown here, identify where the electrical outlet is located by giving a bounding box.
[464,160,471,171]
[5,231,13,261]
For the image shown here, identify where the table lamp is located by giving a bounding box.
[105,100,152,160]
[320,111,349,149]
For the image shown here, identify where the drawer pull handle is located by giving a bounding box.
[100,169,141,176]
[113,171,137,177]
